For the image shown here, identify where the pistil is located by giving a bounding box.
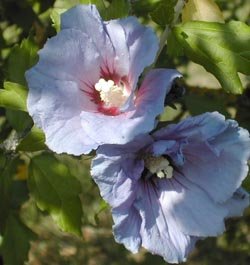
[144,155,174,179]
[94,78,129,108]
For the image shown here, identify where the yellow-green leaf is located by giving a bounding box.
[0,82,27,112]
[182,0,224,23]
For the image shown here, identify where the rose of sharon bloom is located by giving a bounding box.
[91,112,250,263]
[25,4,180,155]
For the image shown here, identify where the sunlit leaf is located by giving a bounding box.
[182,0,224,23]
[0,82,28,112]
[1,213,36,265]
[28,153,83,235]
[172,21,250,94]
[50,8,66,32]
[17,126,46,152]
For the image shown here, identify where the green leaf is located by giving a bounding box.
[94,199,109,225]
[17,126,46,152]
[28,153,83,235]
[7,38,38,86]
[167,31,184,57]
[131,0,160,16]
[1,213,36,265]
[0,155,19,233]
[80,0,106,16]
[10,180,29,210]
[0,82,27,111]
[6,110,33,133]
[150,0,177,26]
[172,21,250,94]
[50,8,67,32]
[103,0,129,20]
[184,88,229,117]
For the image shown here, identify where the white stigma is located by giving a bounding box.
[94,78,129,108]
[144,156,174,179]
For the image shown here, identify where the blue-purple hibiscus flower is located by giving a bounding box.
[25,4,180,155]
[91,112,250,263]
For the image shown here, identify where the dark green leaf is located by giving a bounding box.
[28,153,83,235]
[104,0,129,20]
[17,126,46,152]
[81,0,129,20]
[0,155,19,233]
[6,110,33,133]
[10,180,29,210]
[167,31,184,57]
[184,89,229,116]
[172,21,250,94]
[1,213,36,265]
[131,0,160,16]
[7,38,38,86]
[0,82,27,111]
[150,0,177,26]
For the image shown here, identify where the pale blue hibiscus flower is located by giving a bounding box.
[25,4,180,155]
[91,112,250,263]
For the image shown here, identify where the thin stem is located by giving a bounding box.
[153,0,186,66]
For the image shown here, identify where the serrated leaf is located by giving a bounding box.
[7,38,38,86]
[1,213,36,265]
[150,0,177,26]
[28,153,83,235]
[17,126,46,152]
[172,21,250,94]
[182,0,224,23]
[0,82,27,112]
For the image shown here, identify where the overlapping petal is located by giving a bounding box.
[26,4,176,155]
[91,112,250,263]
[154,112,250,203]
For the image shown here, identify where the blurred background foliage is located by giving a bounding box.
[0,0,250,264]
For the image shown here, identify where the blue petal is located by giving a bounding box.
[26,71,98,155]
[117,17,159,89]
[91,143,146,209]
[223,188,249,217]
[32,29,101,86]
[153,112,227,142]
[154,112,250,203]
[135,178,199,263]
[112,207,142,253]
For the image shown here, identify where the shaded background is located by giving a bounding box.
[0,0,250,264]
